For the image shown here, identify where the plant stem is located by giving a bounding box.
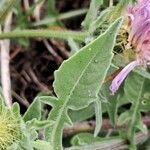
[65,132,149,150]
[32,8,88,26]
[109,0,113,7]
[127,80,145,150]
[63,116,150,137]
[0,12,12,108]
[0,29,88,41]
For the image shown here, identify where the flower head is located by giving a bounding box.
[0,105,21,149]
[128,0,150,61]
[110,0,150,94]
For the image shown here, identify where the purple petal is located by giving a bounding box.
[110,61,141,95]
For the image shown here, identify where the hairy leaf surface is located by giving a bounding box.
[46,18,122,150]
[123,72,147,147]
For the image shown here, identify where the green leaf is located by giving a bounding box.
[54,18,122,110]
[108,0,131,22]
[23,96,41,122]
[117,111,131,126]
[0,0,17,23]
[68,38,80,55]
[71,133,123,149]
[46,18,122,150]
[69,102,107,123]
[32,140,52,150]
[47,0,58,17]
[27,119,53,130]
[124,72,145,104]
[68,103,95,122]
[140,92,150,112]
[118,106,148,132]
[71,133,101,146]
[66,132,148,150]
[124,73,145,147]
[90,7,112,33]
[139,77,150,112]
[14,120,36,150]
[135,114,148,134]
[106,93,119,126]
[134,68,150,79]
[82,0,103,30]
[17,38,30,47]
[100,81,120,126]
[39,95,58,107]
[7,143,18,150]
[11,102,20,117]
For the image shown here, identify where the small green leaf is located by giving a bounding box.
[139,79,150,112]
[94,100,102,137]
[32,140,52,150]
[67,132,148,150]
[7,143,18,150]
[90,8,112,33]
[39,96,58,107]
[0,0,17,23]
[82,0,103,30]
[134,68,150,79]
[108,0,131,22]
[27,119,53,130]
[100,81,120,126]
[71,133,101,146]
[124,73,145,104]
[23,96,41,122]
[12,102,20,117]
[69,103,95,122]
[71,133,123,149]
[64,109,73,126]
[68,38,80,55]
[135,114,148,134]
[124,73,145,147]
[47,0,58,17]
[106,94,119,126]
[18,120,38,150]
[117,111,131,126]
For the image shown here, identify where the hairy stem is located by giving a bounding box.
[0,30,88,41]
[127,80,145,150]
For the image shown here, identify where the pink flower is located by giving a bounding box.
[128,0,150,60]
[110,0,150,94]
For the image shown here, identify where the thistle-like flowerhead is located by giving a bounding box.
[110,0,150,94]
[128,0,150,61]
[0,103,21,149]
